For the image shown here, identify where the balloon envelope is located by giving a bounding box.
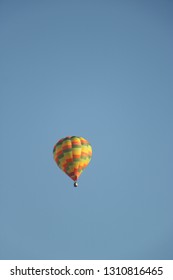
[53,136,92,181]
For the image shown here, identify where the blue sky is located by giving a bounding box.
[1,0,173,259]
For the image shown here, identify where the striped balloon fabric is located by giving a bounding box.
[53,136,92,182]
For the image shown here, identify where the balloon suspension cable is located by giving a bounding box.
[74,181,78,187]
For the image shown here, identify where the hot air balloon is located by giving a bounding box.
[53,136,92,187]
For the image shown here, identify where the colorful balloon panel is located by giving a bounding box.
[53,136,92,181]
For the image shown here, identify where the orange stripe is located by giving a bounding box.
[73,155,81,159]
[72,141,81,145]
[62,144,72,150]
[66,158,73,163]
[57,150,63,156]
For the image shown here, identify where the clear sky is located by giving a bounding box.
[1,0,173,260]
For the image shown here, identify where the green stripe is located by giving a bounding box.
[56,142,63,147]
[58,154,64,159]
[73,158,80,162]
[81,143,89,147]
[72,144,81,148]
[63,148,72,153]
